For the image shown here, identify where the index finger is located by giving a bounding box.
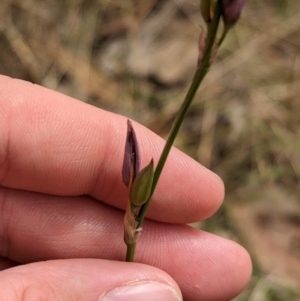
[0,75,224,223]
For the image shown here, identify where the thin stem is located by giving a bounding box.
[137,1,223,229]
[125,0,224,262]
[218,27,229,47]
[126,242,136,262]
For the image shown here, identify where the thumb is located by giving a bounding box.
[0,259,182,301]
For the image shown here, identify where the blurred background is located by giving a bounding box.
[0,0,299,300]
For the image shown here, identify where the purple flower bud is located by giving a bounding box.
[122,120,141,187]
[222,0,246,28]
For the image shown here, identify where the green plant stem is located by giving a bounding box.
[125,0,223,262]
[137,1,223,229]
[218,27,229,47]
[126,242,136,262]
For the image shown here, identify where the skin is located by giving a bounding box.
[0,75,252,301]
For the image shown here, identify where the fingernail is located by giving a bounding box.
[100,281,182,301]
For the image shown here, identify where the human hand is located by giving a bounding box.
[0,75,251,301]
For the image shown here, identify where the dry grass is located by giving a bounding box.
[1,0,300,300]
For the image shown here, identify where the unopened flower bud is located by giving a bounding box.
[129,159,154,207]
[122,120,141,187]
[222,0,246,29]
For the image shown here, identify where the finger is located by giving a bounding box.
[0,259,182,301]
[0,75,224,223]
[0,187,251,301]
